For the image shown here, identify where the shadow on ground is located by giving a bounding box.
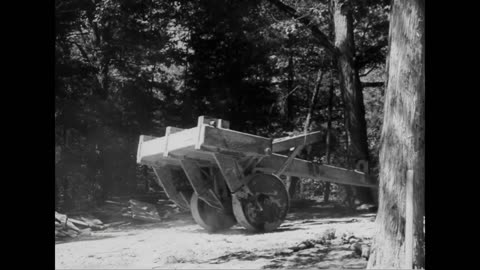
[56,200,376,245]
[204,242,368,269]
[264,246,367,269]
[195,201,375,269]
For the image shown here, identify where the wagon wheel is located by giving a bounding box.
[232,173,290,232]
[190,192,236,232]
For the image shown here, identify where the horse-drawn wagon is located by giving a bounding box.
[137,116,375,232]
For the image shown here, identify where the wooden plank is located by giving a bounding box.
[68,218,90,228]
[255,154,376,188]
[200,125,272,156]
[137,135,166,164]
[105,200,128,206]
[137,128,198,165]
[213,153,245,193]
[164,127,184,157]
[165,127,198,154]
[152,166,190,210]
[140,157,181,167]
[55,212,67,226]
[65,220,81,232]
[272,131,324,153]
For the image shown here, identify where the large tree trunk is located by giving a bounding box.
[331,0,374,204]
[367,0,425,268]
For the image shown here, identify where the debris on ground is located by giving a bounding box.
[274,249,294,256]
[289,239,315,251]
[56,194,187,241]
[103,196,183,222]
[322,228,336,241]
[128,199,162,222]
[55,211,130,240]
[55,212,83,239]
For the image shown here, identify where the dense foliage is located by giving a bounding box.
[55,0,388,212]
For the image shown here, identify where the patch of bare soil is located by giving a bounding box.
[55,202,376,269]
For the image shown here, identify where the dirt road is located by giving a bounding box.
[55,204,376,269]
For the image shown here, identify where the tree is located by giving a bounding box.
[266,0,389,204]
[367,0,424,268]
[55,0,183,210]
[330,0,373,204]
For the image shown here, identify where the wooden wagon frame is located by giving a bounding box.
[137,116,376,232]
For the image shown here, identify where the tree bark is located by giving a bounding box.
[287,176,300,199]
[331,0,374,204]
[367,0,425,268]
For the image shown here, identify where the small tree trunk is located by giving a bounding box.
[324,67,335,203]
[323,183,331,203]
[367,0,425,268]
[288,176,300,199]
[286,52,294,125]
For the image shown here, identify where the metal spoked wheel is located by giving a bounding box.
[232,173,290,232]
[190,192,237,232]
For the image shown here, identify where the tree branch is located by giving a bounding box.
[304,69,325,133]
[361,82,384,88]
[267,0,338,56]
[71,41,94,66]
[360,65,377,77]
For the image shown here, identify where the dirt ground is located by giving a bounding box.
[55,202,376,269]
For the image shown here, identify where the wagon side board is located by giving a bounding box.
[137,116,273,166]
[137,135,167,164]
[198,125,272,157]
[164,127,185,157]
